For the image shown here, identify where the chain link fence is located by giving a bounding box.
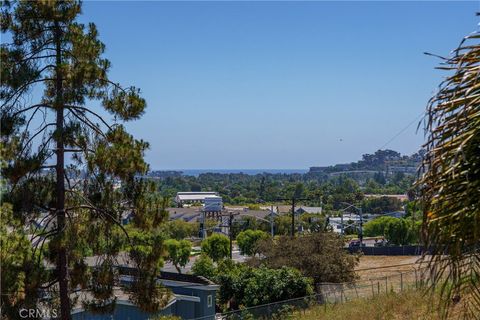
[195,267,435,320]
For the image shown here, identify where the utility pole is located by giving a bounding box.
[276,197,311,237]
[218,211,239,260]
[270,204,274,236]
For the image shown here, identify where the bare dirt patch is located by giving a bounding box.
[355,256,425,280]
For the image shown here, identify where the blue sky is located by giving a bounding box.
[79,1,478,170]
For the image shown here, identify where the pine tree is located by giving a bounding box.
[1,1,166,318]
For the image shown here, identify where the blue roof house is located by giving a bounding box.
[71,271,219,320]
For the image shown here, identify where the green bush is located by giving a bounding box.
[201,233,230,262]
[216,264,313,310]
[363,216,399,237]
[164,239,192,273]
[191,254,216,279]
[236,230,269,256]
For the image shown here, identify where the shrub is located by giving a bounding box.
[236,230,269,256]
[254,233,358,288]
[191,254,216,279]
[201,233,230,262]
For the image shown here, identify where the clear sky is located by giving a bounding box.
[79,1,478,170]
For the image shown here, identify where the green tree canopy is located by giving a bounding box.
[216,264,313,310]
[363,216,399,237]
[361,196,403,214]
[253,233,358,288]
[383,218,413,245]
[191,254,216,280]
[163,219,197,240]
[236,229,269,256]
[1,1,166,317]
[164,239,192,273]
[0,203,48,319]
[201,233,230,262]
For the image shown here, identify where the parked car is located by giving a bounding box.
[348,240,365,248]
[374,238,388,247]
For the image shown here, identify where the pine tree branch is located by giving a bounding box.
[68,107,106,138]
[39,279,59,290]
[99,78,129,94]
[65,140,95,154]
[17,39,55,62]
[9,27,56,45]
[16,54,57,65]
[1,78,55,108]
[64,171,72,191]
[63,194,131,244]
[29,214,56,241]
[19,122,56,156]
[36,63,56,74]
[11,103,53,117]
[65,105,112,131]
[35,135,55,160]
[34,227,63,267]
[23,104,52,135]
[40,165,56,169]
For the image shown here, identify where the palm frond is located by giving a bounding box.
[418,28,480,319]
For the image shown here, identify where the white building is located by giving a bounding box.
[329,213,373,234]
[175,192,219,206]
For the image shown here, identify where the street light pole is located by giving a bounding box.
[229,212,234,260]
[340,214,344,236]
[359,207,363,246]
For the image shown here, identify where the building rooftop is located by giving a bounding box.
[175,192,219,202]
[296,206,323,214]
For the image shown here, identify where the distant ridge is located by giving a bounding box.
[149,169,307,177]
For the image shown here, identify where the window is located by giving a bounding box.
[207,295,213,307]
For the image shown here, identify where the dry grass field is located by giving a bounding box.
[355,255,425,280]
[293,289,465,320]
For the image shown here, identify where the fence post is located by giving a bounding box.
[385,277,388,294]
[400,272,403,292]
[414,269,418,289]
[324,292,327,312]
[377,281,380,295]
[317,285,325,305]
[371,280,375,297]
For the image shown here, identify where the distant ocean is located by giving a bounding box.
[178,169,308,176]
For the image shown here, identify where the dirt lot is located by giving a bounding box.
[355,256,426,280]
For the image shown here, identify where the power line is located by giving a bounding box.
[355,261,422,272]
[378,111,425,150]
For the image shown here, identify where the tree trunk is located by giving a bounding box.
[54,21,71,320]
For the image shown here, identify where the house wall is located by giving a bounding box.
[175,300,196,319]
[170,287,216,320]
[71,303,174,320]
[72,289,216,320]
